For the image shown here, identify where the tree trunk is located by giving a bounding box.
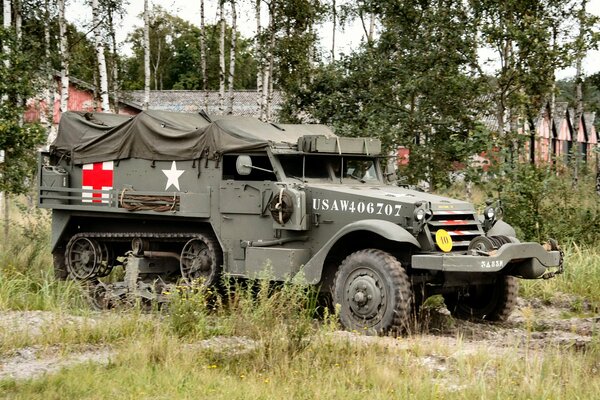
[331,0,336,62]
[573,0,587,185]
[44,0,55,141]
[227,0,237,114]
[92,0,110,112]
[3,192,8,248]
[108,7,119,113]
[200,0,208,110]
[264,2,274,121]
[143,0,150,110]
[15,0,21,43]
[152,39,161,91]
[1,0,9,233]
[57,0,69,113]
[218,1,226,112]
[2,0,9,28]
[256,0,264,119]
[15,0,23,126]
[529,119,536,165]
[368,13,375,43]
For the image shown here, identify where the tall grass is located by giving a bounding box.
[1,326,599,399]
[520,243,600,312]
[0,205,86,312]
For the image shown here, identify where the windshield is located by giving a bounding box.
[278,155,381,183]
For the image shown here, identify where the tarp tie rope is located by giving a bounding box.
[119,187,180,212]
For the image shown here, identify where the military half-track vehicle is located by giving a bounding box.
[38,110,564,333]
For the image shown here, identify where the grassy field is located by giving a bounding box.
[0,205,599,399]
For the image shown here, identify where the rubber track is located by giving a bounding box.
[334,249,412,334]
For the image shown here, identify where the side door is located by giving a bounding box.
[219,154,276,275]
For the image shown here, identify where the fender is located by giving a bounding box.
[487,220,516,238]
[301,219,420,284]
[51,210,71,252]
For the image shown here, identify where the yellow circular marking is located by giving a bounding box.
[435,229,453,252]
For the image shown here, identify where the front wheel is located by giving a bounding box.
[443,275,518,322]
[333,249,413,335]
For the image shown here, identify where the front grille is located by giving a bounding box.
[427,210,484,251]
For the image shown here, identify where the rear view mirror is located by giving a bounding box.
[236,155,252,175]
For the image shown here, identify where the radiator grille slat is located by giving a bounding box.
[428,211,484,251]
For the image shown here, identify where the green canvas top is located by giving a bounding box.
[52,110,335,164]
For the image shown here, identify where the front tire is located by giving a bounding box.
[333,249,412,335]
[443,275,518,321]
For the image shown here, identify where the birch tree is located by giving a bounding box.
[256,0,264,119]
[58,0,69,113]
[43,0,54,139]
[143,0,150,109]
[227,0,237,114]
[3,0,10,84]
[218,0,225,112]
[105,1,122,113]
[262,1,273,121]
[200,0,208,110]
[331,0,336,61]
[2,0,10,238]
[92,0,110,112]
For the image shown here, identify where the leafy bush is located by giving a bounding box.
[485,164,600,245]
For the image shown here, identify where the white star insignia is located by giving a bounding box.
[162,161,185,191]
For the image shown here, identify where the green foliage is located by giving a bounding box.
[281,0,487,189]
[485,164,600,245]
[122,6,257,91]
[268,0,326,94]
[0,29,46,195]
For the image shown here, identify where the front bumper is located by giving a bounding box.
[411,242,563,279]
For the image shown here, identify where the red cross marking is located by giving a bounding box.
[82,162,114,203]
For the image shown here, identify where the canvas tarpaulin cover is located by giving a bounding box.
[52,110,335,164]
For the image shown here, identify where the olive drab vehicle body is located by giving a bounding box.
[38,110,564,333]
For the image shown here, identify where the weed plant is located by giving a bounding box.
[520,243,600,313]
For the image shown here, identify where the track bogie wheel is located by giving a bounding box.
[66,237,103,280]
[180,234,222,286]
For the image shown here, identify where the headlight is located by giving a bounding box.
[485,206,495,220]
[415,208,425,221]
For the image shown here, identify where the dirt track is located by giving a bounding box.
[0,296,597,381]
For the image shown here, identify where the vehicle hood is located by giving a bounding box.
[305,183,475,212]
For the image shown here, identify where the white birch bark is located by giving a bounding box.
[2,0,10,241]
[218,0,226,112]
[256,0,264,119]
[92,0,110,112]
[44,0,55,140]
[227,0,237,114]
[331,0,336,61]
[152,39,161,90]
[58,0,69,113]
[265,4,275,122]
[3,0,11,84]
[573,0,588,184]
[15,0,21,43]
[108,7,119,113]
[143,0,150,110]
[200,0,208,110]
